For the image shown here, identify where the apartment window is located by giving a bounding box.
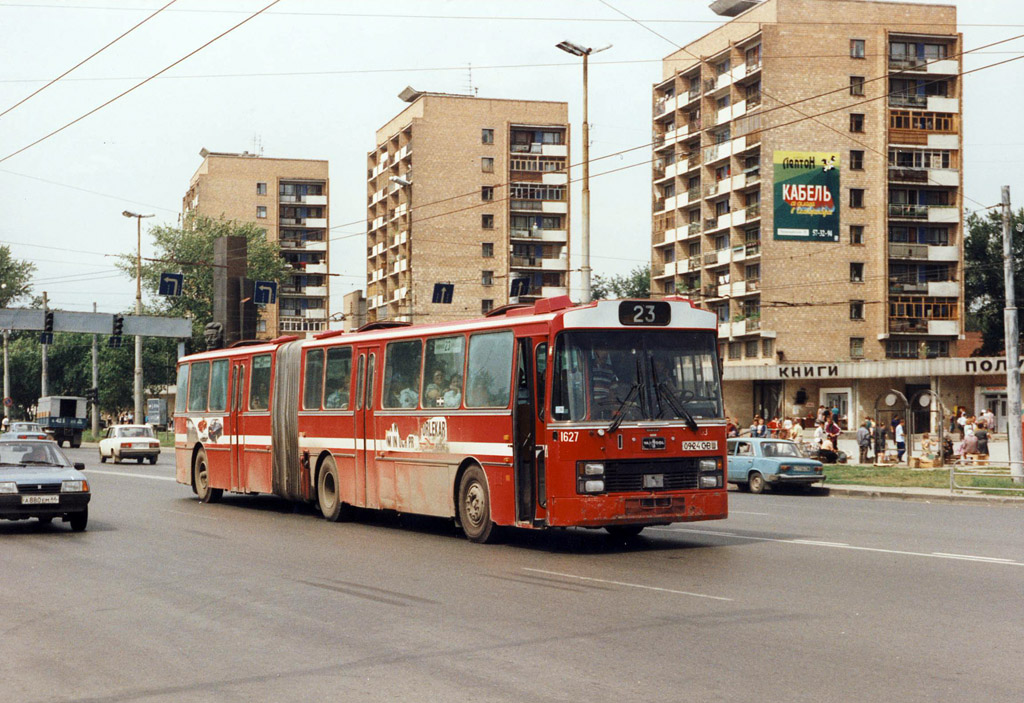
[850,225,864,245]
[482,214,494,229]
[481,157,494,173]
[850,76,865,96]
[850,189,865,208]
[850,113,865,132]
[850,150,864,170]
[762,338,774,358]
[688,242,700,257]
[482,128,494,144]
[256,206,267,219]
[481,186,494,201]
[663,248,675,263]
[664,280,676,294]
[715,59,731,76]
[482,270,493,287]
[256,182,267,195]
[850,262,864,282]
[714,164,730,182]
[745,340,759,358]
[481,299,494,314]
[851,39,866,59]
[850,300,865,320]
[716,95,730,110]
[850,337,865,359]
[728,342,741,360]
[482,242,494,258]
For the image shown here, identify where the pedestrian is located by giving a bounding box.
[789,418,803,442]
[964,415,976,437]
[751,416,768,438]
[948,412,958,435]
[816,405,826,425]
[825,415,841,449]
[726,417,738,438]
[767,416,779,437]
[956,410,967,438]
[974,420,990,455]
[873,422,887,462]
[856,420,871,465]
[781,416,793,438]
[813,421,825,447]
[895,417,906,462]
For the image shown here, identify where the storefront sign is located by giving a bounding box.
[773,151,840,242]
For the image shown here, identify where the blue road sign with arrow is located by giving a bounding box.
[158,272,184,297]
[254,280,277,306]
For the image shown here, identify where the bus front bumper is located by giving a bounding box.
[547,491,728,527]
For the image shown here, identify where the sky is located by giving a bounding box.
[0,0,1021,320]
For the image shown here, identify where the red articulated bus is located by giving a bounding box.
[174,296,727,542]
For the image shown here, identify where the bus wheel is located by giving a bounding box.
[748,472,765,494]
[605,525,645,539]
[317,456,346,522]
[458,465,495,543]
[194,449,222,504]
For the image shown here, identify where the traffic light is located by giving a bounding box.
[109,314,124,348]
[44,311,54,333]
[86,388,99,405]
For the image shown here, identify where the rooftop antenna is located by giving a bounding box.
[465,63,478,96]
[252,134,264,157]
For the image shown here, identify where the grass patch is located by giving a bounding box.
[81,429,174,447]
[825,464,1024,495]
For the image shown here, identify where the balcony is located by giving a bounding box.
[890,94,928,109]
[510,200,543,212]
[888,167,930,184]
[687,254,702,270]
[888,203,929,219]
[687,222,701,237]
[889,280,928,294]
[889,242,929,259]
[745,242,761,257]
[889,318,930,333]
[745,203,761,220]
[889,57,958,74]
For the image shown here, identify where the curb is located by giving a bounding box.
[825,484,1024,506]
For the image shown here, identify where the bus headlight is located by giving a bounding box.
[699,457,722,488]
[699,458,718,472]
[582,462,605,476]
[582,480,605,493]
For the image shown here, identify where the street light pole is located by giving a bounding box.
[123,210,154,424]
[556,40,611,304]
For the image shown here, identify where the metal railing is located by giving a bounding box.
[888,243,929,258]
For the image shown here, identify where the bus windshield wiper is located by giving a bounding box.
[650,354,698,431]
[607,382,641,434]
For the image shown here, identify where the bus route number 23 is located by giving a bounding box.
[618,300,671,326]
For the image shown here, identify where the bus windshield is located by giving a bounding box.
[551,329,722,423]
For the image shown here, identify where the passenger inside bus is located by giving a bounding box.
[325,383,349,409]
[424,369,447,406]
[443,375,462,408]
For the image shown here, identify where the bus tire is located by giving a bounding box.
[316,456,346,522]
[194,448,222,504]
[605,525,645,539]
[458,465,495,544]
[748,471,765,494]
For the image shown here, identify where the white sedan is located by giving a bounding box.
[99,425,161,464]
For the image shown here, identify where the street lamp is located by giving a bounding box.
[556,40,611,304]
[123,210,154,424]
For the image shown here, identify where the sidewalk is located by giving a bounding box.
[823,483,1024,505]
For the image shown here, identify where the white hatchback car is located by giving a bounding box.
[99,424,161,464]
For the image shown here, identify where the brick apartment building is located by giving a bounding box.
[365,90,570,324]
[183,150,330,337]
[649,0,1009,431]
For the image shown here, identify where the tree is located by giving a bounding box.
[591,265,651,300]
[115,213,290,349]
[964,207,1024,356]
[0,244,36,308]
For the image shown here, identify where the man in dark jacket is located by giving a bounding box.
[856,421,871,464]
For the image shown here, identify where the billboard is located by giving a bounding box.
[773,151,840,242]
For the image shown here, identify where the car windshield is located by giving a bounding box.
[761,441,801,458]
[118,426,155,438]
[0,442,70,467]
[551,329,722,422]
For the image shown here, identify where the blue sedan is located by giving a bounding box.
[727,438,825,494]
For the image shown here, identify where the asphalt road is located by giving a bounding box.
[3,446,1023,703]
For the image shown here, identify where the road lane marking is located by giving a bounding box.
[730,510,770,516]
[650,526,1023,567]
[88,469,176,482]
[161,509,222,521]
[522,568,732,601]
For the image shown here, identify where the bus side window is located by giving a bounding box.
[421,335,465,410]
[382,341,421,409]
[535,343,547,421]
[176,364,190,414]
[249,354,272,410]
[187,361,210,412]
[355,355,365,411]
[366,353,376,409]
[303,348,325,410]
[208,359,229,412]
[466,331,514,408]
[324,347,352,409]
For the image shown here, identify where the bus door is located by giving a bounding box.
[229,360,247,492]
[354,349,378,509]
[513,337,540,523]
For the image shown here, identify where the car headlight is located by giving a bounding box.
[778,464,791,473]
[0,481,17,494]
[61,480,88,493]
[582,462,604,476]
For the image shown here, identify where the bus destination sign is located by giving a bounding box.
[618,301,671,327]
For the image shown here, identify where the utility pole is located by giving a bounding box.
[3,328,9,422]
[92,301,99,437]
[41,290,48,398]
[123,210,153,424]
[1001,186,1023,481]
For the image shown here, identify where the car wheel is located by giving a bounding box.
[137,457,144,464]
[69,508,88,532]
[316,456,347,522]
[193,449,222,504]
[99,452,107,463]
[149,456,157,465]
[748,472,766,494]
[458,465,495,543]
[113,451,120,464]
[605,525,645,539]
